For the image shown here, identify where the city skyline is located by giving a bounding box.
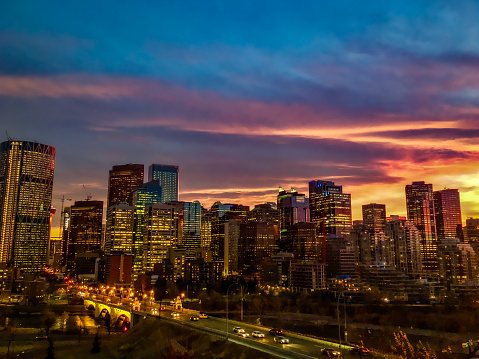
[1,1,479,235]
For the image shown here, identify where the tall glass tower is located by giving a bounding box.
[405,181,437,274]
[107,164,144,207]
[0,140,55,272]
[148,164,179,202]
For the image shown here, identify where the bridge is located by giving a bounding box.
[83,298,146,330]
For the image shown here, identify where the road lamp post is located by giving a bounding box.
[226,283,237,339]
[337,292,347,355]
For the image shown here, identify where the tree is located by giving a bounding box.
[91,332,101,354]
[60,311,69,332]
[42,310,57,337]
[45,337,54,359]
[391,331,437,359]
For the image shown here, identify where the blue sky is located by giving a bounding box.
[1,1,479,232]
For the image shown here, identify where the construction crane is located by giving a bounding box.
[83,185,92,201]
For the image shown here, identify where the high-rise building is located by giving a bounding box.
[210,202,249,261]
[433,189,462,242]
[0,140,55,272]
[104,203,135,255]
[309,180,352,239]
[181,201,202,259]
[362,203,386,233]
[132,181,162,278]
[107,164,144,207]
[64,200,103,273]
[405,181,438,274]
[385,215,422,276]
[277,187,310,252]
[238,222,277,273]
[148,164,179,202]
[142,202,181,272]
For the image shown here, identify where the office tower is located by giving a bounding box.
[104,203,134,255]
[238,222,277,273]
[248,203,279,225]
[64,200,103,273]
[434,189,462,242]
[181,201,202,259]
[290,261,326,292]
[277,187,310,252]
[210,202,249,261]
[107,164,144,207]
[309,180,352,239]
[224,219,240,275]
[148,164,179,202]
[132,181,162,277]
[289,222,318,261]
[385,216,422,276]
[362,203,386,233]
[0,140,55,272]
[142,202,181,272]
[405,181,438,274]
[200,208,212,249]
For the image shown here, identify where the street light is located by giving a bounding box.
[337,292,347,355]
[226,283,237,339]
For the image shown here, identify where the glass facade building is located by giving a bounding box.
[64,200,103,273]
[107,164,144,207]
[148,164,179,202]
[132,180,162,277]
[434,188,462,242]
[0,140,55,272]
[105,203,135,255]
[405,181,438,274]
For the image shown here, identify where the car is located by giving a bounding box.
[190,315,199,321]
[199,312,208,319]
[151,308,159,315]
[269,328,283,336]
[233,327,245,333]
[252,331,265,338]
[238,332,249,338]
[351,347,371,356]
[171,312,180,318]
[321,348,341,357]
[274,336,289,344]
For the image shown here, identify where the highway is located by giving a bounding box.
[166,309,357,359]
[83,292,360,358]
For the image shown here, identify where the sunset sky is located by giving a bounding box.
[2,1,479,236]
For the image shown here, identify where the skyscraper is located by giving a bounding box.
[362,203,386,233]
[132,180,162,277]
[309,180,352,239]
[434,188,462,242]
[148,164,179,202]
[107,164,144,207]
[405,181,438,274]
[104,203,134,255]
[277,187,310,252]
[0,140,55,272]
[64,200,103,273]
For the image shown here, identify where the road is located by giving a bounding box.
[84,294,361,359]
